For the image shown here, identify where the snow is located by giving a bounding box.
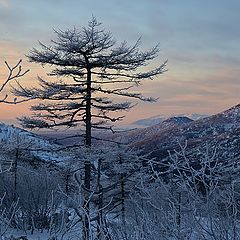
[0,123,71,164]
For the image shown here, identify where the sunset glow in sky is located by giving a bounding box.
[0,0,239,125]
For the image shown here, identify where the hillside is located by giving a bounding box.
[0,123,69,166]
[109,104,240,161]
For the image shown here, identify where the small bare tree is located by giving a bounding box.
[0,60,29,104]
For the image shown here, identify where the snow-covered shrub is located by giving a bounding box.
[108,142,240,240]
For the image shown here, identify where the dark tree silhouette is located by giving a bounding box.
[13,17,167,240]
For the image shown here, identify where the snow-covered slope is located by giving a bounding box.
[111,116,193,145]
[0,123,69,164]
[109,104,240,162]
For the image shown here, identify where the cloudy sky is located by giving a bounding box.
[0,0,239,125]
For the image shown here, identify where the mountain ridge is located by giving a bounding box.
[130,103,240,161]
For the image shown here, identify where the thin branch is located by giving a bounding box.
[0,60,30,104]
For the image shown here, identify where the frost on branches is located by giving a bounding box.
[12,17,166,240]
[13,17,166,131]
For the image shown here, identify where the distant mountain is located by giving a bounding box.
[132,113,208,127]
[132,115,165,127]
[111,104,240,162]
[176,113,209,120]
[111,116,193,145]
[163,116,193,125]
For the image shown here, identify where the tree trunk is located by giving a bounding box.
[119,154,126,230]
[176,192,181,238]
[97,158,103,239]
[13,148,19,202]
[65,170,70,195]
[83,68,92,240]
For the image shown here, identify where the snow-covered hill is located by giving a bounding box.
[109,104,240,161]
[0,123,69,164]
[131,113,208,127]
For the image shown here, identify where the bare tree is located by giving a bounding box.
[0,60,29,104]
[126,142,240,240]
[13,17,167,240]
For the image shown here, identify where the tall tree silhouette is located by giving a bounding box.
[13,17,167,239]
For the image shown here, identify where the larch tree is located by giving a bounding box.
[13,17,167,239]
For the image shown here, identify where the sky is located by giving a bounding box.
[0,0,239,125]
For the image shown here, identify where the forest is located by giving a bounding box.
[0,18,239,240]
